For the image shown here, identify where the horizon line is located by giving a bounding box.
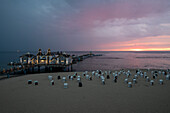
[0,50,170,52]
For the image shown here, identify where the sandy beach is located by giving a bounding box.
[0,69,170,113]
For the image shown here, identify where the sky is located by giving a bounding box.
[0,0,170,51]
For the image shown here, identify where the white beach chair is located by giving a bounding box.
[109,71,111,74]
[85,71,88,75]
[118,72,121,75]
[70,76,73,80]
[114,74,118,79]
[134,75,138,79]
[144,74,147,78]
[124,79,128,84]
[86,75,89,80]
[150,80,154,86]
[144,72,147,75]
[28,80,32,84]
[48,75,53,81]
[101,76,105,80]
[105,71,107,75]
[62,77,66,82]
[101,73,104,76]
[159,79,163,85]
[151,71,154,75]
[153,75,157,79]
[146,77,150,82]
[113,78,117,83]
[166,75,170,80]
[96,70,99,74]
[162,71,165,76]
[95,73,98,77]
[133,79,137,84]
[67,75,70,79]
[102,79,105,85]
[77,77,81,82]
[34,81,38,85]
[82,72,85,77]
[89,76,92,80]
[128,82,132,88]
[140,73,143,78]
[97,74,101,78]
[92,71,95,76]
[64,83,68,88]
[137,72,140,76]
[50,80,54,85]
[126,74,129,78]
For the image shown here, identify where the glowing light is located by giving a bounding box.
[40,60,45,64]
[130,49,143,51]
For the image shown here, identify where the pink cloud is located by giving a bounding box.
[98,35,170,51]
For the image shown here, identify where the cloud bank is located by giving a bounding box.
[0,0,170,51]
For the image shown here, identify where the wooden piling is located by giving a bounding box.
[48,66,50,73]
[71,64,73,71]
[38,65,40,73]
[32,66,34,73]
[68,66,69,72]
[27,67,30,74]
[45,66,47,72]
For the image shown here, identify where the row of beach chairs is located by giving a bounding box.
[27,69,170,88]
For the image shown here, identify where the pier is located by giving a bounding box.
[0,49,101,78]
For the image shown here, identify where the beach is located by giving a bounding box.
[0,69,170,113]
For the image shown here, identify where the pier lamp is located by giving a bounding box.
[46,59,48,64]
[61,60,65,65]
[57,57,59,64]
[20,56,23,63]
[41,59,45,64]
[66,58,69,65]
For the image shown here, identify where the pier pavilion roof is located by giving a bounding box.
[46,48,52,56]
[37,49,43,56]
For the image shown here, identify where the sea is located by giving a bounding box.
[0,51,170,71]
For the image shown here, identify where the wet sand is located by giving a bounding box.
[0,69,170,113]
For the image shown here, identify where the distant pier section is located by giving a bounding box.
[0,49,102,76]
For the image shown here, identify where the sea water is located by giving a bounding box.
[0,51,170,71]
